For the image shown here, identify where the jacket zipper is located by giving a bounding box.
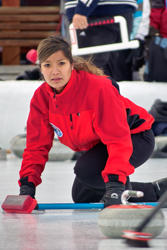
[70,114,73,129]
[62,104,78,148]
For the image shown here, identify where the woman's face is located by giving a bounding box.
[41,50,74,94]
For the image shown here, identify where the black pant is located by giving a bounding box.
[144,36,167,82]
[72,129,157,203]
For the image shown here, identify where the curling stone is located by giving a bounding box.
[98,204,165,239]
[10,134,74,161]
[154,136,167,151]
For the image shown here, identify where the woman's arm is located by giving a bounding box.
[93,81,134,185]
[19,89,54,189]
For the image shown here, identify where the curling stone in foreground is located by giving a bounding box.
[98,204,165,239]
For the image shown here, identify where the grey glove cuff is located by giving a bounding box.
[106,181,125,191]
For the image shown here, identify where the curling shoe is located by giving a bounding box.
[152,177,167,200]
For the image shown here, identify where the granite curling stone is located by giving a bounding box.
[98,204,165,239]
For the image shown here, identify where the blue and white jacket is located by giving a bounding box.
[65,0,138,21]
[130,0,150,40]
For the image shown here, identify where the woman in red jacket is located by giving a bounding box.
[19,36,167,207]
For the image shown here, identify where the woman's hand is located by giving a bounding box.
[100,181,125,208]
[20,184,35,199]
[72,14,88,30]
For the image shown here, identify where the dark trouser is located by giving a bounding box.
[72,129,157,203]
[77,12,133,80]
[144,36,167,82]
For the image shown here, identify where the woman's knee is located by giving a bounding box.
[130,129,155,168]
[74,142,108,182]
[72,177,103,203]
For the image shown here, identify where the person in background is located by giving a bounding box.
[149,99,167,158]
[60,0,70,41]
[19,36,167,207]
[65,0,150,81]
[144,0,167,82]
[119,0,150,81]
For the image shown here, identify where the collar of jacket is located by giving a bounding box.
[45,69,80,103]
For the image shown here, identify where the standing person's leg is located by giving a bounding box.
[76,17,120,79]
[114,12,133,81]
[76,13,133,80]
[144,37,167,82]
[72,129,162,203]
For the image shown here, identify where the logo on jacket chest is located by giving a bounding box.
[50,123,63,137]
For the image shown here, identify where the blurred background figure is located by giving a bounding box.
[120,0,150,81]
[60,0,70,41]
[149,99,167,158]
[65,0,150,81]
[144,0,167,82]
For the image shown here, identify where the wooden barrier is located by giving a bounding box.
[0,6,61,65]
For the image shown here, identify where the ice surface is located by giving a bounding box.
[0,156,166,250]
[0,80,167,250]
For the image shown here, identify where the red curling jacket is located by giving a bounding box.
[19,70,154,187]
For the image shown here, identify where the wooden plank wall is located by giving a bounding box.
[1,0,61,65]
[2,0,20,65]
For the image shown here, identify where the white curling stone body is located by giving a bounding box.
[98,206,165,238]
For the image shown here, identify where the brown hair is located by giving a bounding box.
[37,36,105,76]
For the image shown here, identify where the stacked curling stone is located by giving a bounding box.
[10,134,74,161]
[0,148,6,160]
[98,204,165,239]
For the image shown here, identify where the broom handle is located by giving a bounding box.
[35,201,167,210]
[36,203,103,210]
